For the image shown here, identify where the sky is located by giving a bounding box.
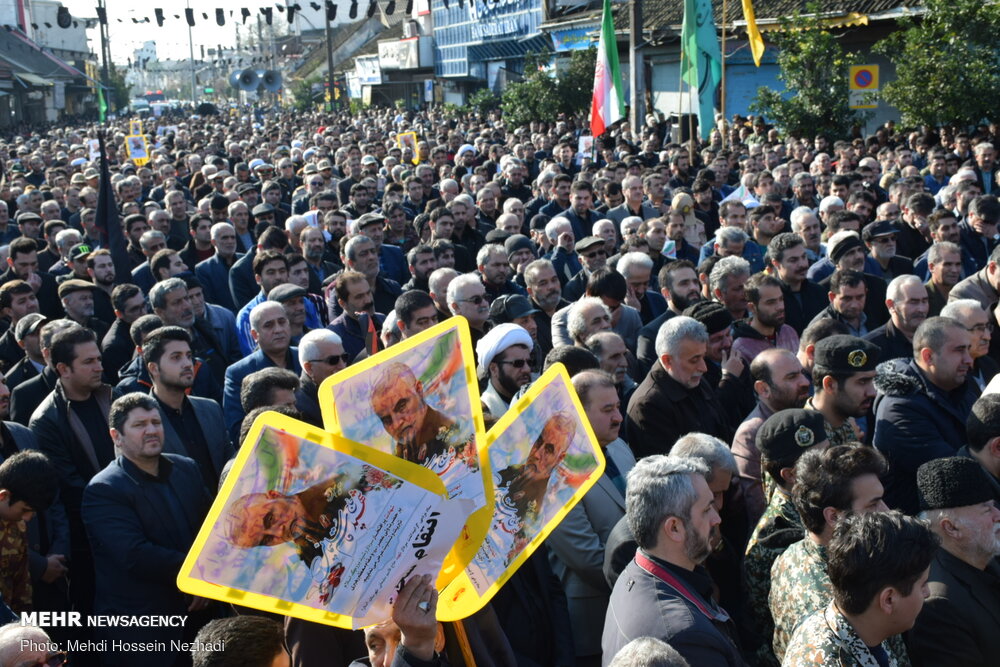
[59,0,349,63]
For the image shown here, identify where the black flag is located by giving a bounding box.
[94,131,131,286]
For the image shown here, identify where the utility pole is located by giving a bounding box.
[629,0,644,132]
[186,0,197,104]
[325,13,335,111]
[96,0,111,108]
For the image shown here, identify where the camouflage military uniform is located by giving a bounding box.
[0,519,31,612]
[771,537,911,665]
[804,399,857,447]
[783,601,908,666]
[744,488,804,667]
[769,536,830,661]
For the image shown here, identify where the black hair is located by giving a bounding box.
[239,405,303,448]
[792,444,888,535]
[253,249,289,276]
[543,345,600,376]
[49,326,97,368]
[585,267,627,301]
[109,392,159,433]
[129,314,164,347]
[658,260,696,293]
[141,326,192,368]
[769,232,805,264]
[394,290,435,327]
[828,511,937,615]
[240,367,300,413]
[0,451,56,511]
[191,616,287,667]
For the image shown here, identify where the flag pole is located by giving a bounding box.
[720,0,727,149]
[677,47,685,144]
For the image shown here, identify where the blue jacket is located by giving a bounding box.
[379,244,409,286]
[130,262,155,295]
[698,238,766,273]
[195,252,242,312]
[223,347,301,445]
[82,454,211,662]
[228,249,259,311]
[236,292,322,356]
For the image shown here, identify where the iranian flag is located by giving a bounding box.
[590,0,625,138]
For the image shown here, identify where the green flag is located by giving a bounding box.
[97,84,107,122]
[681,0,722,139]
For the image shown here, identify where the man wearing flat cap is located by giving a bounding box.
[862,219,914,281]
[874,316,980,514]
[477,323,533,419]
[814,232,890,330]
[909,457,1000,666]
[744,408,829,667]
[58,279,108,341]
[805,334,879,449]
[562,236,609,302]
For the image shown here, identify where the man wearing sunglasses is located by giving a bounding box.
[295,329,347,427]
[477,323,534,419]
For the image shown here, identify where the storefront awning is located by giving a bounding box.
[14,72,53,86]
[744,12,870,33]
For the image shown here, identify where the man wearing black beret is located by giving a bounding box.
[908,457,1000,666]
[874,316,980,514]
[744,408,829,667]
[805,334,879,448]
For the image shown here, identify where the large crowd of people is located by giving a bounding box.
[0,106,996,667]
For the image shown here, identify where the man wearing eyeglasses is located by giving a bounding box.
[477,323,533,419]
[295,329,347,427]
[941,299,997,391]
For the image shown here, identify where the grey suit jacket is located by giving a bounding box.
[547,439,636,658]
[158,395,234,481]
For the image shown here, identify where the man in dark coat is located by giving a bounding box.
[769,233,828,336]
[908,457,1000,666]
[873,317,981,514]
[601,456,744,666]
[82,392,213,667]
[863,274,929,363]
[625,315,728,459]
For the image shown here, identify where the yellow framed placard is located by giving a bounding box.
[318,317,491,578]
[437,364,606,621]
[176,411,464,629]
[124,134,150,166]
[396,131,419,164]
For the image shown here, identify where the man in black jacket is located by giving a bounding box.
[9,318,76,425]
[909,457,1000,666]
[602,456,744,666]
[82,392,213,666]
[29,325,115,620]
[864,274,929,363]
[294,329,347,427]
[769,234,827,336]
[625,315,729,459]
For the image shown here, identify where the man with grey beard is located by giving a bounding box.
[524,259,571,357]
[909,456,1000,666]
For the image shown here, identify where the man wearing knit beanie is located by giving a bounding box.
[909,457,1000,665]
